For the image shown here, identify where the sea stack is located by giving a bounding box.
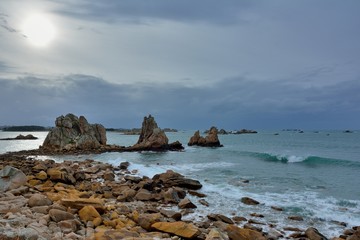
[42,113,107,151]
[131,115,183,151]
[188,126,223,147]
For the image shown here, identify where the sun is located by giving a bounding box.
[22,14,56,47]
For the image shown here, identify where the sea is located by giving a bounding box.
[0,130,359,237]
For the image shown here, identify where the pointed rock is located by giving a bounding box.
[188,127,223,147]
[131,115,183,151]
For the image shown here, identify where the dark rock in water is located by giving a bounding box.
[0,134,38,140]
[288,215,304,221]
[42,113,107,151]
[119,161,130,170]
[240,197,260,205]
[305,227,328,240]
[0,166,27,192]
[233,129,258,134]
[130,115,183,151]
[188,127,223,147]
[153,170,202,190]
[178,198,197,209]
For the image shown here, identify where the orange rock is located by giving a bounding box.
[151,221,201,239]
[225,225,266,240]
[79,205,101,223]
[61,198,105,213]
[36,171,48,180]
[93,229,140,240]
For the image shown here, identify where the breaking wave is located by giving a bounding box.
[249,152,360,167]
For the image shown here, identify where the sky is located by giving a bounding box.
[0,0,359,130]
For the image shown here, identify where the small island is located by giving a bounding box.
[0,134,38,140]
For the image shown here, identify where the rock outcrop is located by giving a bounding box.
[0,134,38,140]
[188,126,223,147]
[42,113,107,151]
[131,115,183,151]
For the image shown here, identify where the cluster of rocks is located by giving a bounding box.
[41,114,107,151]
[1,156,359,239]
[37,114,183,154]
[188,127,223,147]
[0,134,38,140]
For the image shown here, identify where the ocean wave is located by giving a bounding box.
[249,152,360,167]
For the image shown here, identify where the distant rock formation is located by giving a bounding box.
[188,127,223,147]
[131,115,183,151]
[0,134,38,140]
[42,113,107,151]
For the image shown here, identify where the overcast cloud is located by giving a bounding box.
[0,0,359,130]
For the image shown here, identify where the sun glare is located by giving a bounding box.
[22,14,56,47]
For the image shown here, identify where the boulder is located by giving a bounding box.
[178,198,197,209]
[42,113,107,151]
[206,228,229,240]
[0,166,27,192]
[151,221,201,239]
[241,197,260,205]
[131,115,183,151]
[47,167,76,184]
[78,205,101,223]
[153,170,202,190]
[49,209,74,222]
[226,225,266,240]
[28,193,53,207]
[188,127,223,147]
[305,227,328,240]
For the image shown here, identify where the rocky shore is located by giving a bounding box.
[0,154,359,240]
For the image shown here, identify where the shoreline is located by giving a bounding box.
[0,152,358,239]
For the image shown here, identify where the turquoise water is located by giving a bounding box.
[1,130,359,237]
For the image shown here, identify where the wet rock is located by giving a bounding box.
[188,190,207,198]
[160,209,182,221]
[178,198,197,209]
[153,170,202,190]
[0,166,27,192]
[208,214,234,224]
[305,227,328,240]
[288,215,304,221]
[199,199,210,207]
[119,161,130,170]
[226,225,266,240]
[163,187,181,203]
[240,197,260,205]
[271,206,283,211]
[347,228,360,240]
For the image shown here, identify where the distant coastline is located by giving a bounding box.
[0,125,50,132]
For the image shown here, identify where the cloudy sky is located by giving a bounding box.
[1,0,359,130]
